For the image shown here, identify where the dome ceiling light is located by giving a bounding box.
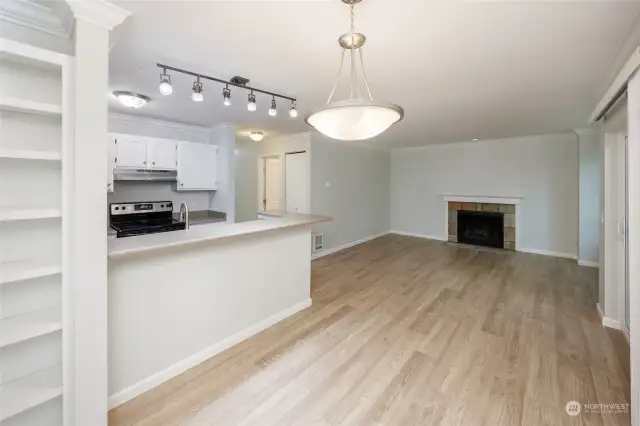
[113,91,151,108]
[306,0,404,141]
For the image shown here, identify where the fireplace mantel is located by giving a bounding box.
[441,194,524,205]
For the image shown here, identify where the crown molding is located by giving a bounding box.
[108,112,213,136]
[67,0,131,30]
[0,0,71,39]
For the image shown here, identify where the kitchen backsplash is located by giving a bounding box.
[108,181,215,212]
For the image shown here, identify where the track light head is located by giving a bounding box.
[269,98,277,117]
[248,92,257,112]
[159,69,172,96]
[192,78,203,102]
[223,86,231,106]
[289,101,298,118]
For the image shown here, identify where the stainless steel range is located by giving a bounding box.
[109,201,185,238]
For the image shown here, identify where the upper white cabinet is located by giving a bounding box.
[177,141,218,190]
[147,138,177,169]
[112,134,177,170]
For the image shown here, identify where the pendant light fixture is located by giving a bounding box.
[306,0,403,141]
[192,77,204,102]
[268,97,278,117]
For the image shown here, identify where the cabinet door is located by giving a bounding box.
[177,142,218,190]
[147,138,177,170]
[115,135,147,168]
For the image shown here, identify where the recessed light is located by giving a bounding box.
[113,91,150,108]
[249,132,265,142]
[472,138,478,141]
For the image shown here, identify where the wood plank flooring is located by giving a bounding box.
[109,234,630,426]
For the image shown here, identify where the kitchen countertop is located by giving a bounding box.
[108,212,330,257]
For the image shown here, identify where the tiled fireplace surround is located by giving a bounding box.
[447,201,517,250]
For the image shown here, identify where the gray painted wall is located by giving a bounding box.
[578,129,602,264]
[311,134,391,253]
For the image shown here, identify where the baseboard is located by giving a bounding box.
[388,230,448,241]
[517,247,577,260]
[312,231,390,259]
[578,259,599,268]
[596,302,622,330]
[108,298,312,409]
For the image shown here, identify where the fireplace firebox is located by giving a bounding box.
[457,210,504,249]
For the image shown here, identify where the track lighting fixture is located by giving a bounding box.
[155,63,297,117]
[268,97,277,117]
[192,77,204,102]
[223,85,231,106]
[159,68,172,96]
[248,92,257,112]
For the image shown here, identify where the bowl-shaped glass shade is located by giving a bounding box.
[306,99,403,141]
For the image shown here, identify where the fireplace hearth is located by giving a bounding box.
[457,210,504,249]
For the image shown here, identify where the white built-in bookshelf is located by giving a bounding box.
[0,38,70,426]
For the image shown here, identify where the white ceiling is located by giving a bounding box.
[108,0,640,148]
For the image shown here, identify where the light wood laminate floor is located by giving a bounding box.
[109,234,630,426]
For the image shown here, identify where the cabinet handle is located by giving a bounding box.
[152,161,156,165]
[143,161,147,165]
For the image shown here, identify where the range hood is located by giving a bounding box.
[114,168,177,181]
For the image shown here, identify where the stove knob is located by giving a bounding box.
[122,206,126,210]
[161,204,165,208]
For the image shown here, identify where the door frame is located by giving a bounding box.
[257,154,283,213]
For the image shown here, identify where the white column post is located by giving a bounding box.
[66,2,130,425]
[628,70,640,426]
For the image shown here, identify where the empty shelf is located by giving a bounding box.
[0,96,62,116]
[0,364,62,421]
[0,259,61,285]
[0,149,61,161]
[0,208,61,222]
[0,39,66,68]
[0,308,62,349]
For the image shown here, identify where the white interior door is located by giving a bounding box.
[624,135,630,332]
[264,157,282,212]
[285,152,310,213]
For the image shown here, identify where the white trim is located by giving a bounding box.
[517,247,577,259]
[108,298,312,409]
[67,0,131,30]
[589,47,640,124]
[578,260,599,268]
[0,0,71,39]
[312,232,391,259]
[441,194,523,205]
[388,230,447,241]
[597,302,622,330]
[108,112,212,137]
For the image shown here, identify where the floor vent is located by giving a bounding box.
[312,233,324,253]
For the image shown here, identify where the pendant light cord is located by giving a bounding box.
[327,49,345,104]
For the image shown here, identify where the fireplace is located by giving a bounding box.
[457,210,504,249]
[446,200,517,250]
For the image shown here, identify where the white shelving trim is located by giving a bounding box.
[0,148,61,161]
[0,207,62,222]
[0,363,62,422]
[0,259,62,285]
[0,307,62,349]
[0,96,62,117]
[0,39,66,68]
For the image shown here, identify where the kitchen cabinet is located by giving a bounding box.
[115,135,147,168]
[147,138,177,169]
[177,141,218,190]
[112,134,177,170]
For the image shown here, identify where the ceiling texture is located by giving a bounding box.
[108,0,640,149]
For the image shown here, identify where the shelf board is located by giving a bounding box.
[0,364,62,422]
[0,148,61,161]
[0,308,62,349]
[0,259,61,286]
[0,39,66,69]
[0,96,62,117]
[0,207,62,223]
